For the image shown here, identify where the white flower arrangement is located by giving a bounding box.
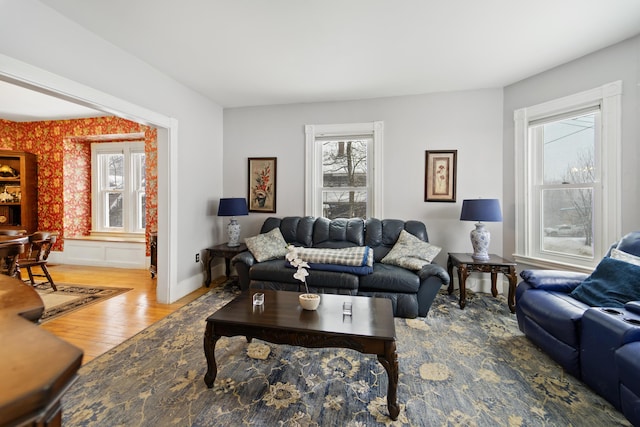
[286,244,310,293]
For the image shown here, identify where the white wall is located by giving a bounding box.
[0,0,224,301]
[224,89,504,267]
[503,34,640,259]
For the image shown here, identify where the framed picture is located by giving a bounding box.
[425,150,457,202]
[248,157,277,212]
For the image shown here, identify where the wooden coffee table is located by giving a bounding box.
[203,289,399,420]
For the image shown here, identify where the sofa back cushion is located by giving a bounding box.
[259,216,429,262]
[365,218,429,262]
[261,216,365,249]
[312,217,365,248]
[616,231,640,257]
[261,216,316,247]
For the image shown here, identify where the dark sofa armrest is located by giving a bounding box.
[519,269,589,293]
[231,251,256,291]
[418,263,450,286]
[625,301,640,315]
[415,262,449,317]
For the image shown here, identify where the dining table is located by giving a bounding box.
[0,235,84,426]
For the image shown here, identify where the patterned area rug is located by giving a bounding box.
[35,283,132,323]
[61,285,630,426]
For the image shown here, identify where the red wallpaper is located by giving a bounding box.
[0,117,158,254]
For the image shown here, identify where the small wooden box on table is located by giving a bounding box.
[447,252,518,313]
[204,242,248,287]
[203,290,400,420]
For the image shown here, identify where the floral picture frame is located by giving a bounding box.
[248,157,277,212]
[425,150,457,202]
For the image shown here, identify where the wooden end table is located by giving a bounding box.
[204,242,248,287]
[203,290,400,420]
[446,252,518,313]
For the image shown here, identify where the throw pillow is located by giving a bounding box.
[381,229,441,271]
[611,248,640,267]
[569,256,640,307]
[245,228,288,262]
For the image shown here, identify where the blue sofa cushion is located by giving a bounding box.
[570,257,640,308]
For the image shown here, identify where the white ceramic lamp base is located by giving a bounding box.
[470,222,491,261]
[227,218,241,247]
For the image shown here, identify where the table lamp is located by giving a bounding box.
[460,198,502,261]
[217,197,249,247]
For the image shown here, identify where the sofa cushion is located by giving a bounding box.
[359,263,421,293]
[381,229,441,270]
[312,217,365,248]
[250,259,359,291]
[569,257,640,308]
[616,231,640,257]
[245,227,288,262]
[611,248,640,267]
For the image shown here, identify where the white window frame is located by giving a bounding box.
[514,81,621,273]
[91,141,146,235]
[304,121,383,218]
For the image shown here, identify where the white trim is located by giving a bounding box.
[304,121,384,218]
[513,81,622,269]
[0,53,177,303]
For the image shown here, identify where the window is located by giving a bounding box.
[514,82,621,272]
[91,141,146,234]
[305,122,383,219]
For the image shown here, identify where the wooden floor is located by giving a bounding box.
[40,264,215,364]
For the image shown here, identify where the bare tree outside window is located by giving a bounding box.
[541,113,595,257]
[321,139,368,219]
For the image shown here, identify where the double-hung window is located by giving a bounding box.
[305,122,383,219]
[514,82,621,272]
[91,141,146,234]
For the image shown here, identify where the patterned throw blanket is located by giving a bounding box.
[293,246,374,267]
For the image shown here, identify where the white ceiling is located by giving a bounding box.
[0,80,104,122]
[4,0,640,121]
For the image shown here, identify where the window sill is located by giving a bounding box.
[512,254,594,274]
[69,232,145,243]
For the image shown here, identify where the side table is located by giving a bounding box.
[446,252,518,313]
[204,242,248,287]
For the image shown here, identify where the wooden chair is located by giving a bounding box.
[0,242,26,278]
[18,231,59,291]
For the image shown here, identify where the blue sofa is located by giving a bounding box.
[232,216,450,318]
[516,231,640,426]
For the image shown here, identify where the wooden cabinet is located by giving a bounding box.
[0,150,37,233]
[150,232,157,278]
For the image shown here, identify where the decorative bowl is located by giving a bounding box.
[299,293,320,310]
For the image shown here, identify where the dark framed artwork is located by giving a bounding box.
[248,157,277,212]
[425,150,457,202]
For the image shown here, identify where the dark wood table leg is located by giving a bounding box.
[490,268,498,297]
[506,266,518,313]
[203,321,220,387]
[446,256,455,295]
[377,340,399,420]
[204,249,213,287]
[457,264,469,309]
[224,258,231,278]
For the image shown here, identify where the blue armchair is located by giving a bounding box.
[515,231,640,425]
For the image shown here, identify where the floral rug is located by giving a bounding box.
[61,284,630,426]
[35,283,131,322]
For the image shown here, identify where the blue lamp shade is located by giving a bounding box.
[460,199,502,261]
[460,199,502,222]
[218,198,248,247]
[217,198,249,217]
